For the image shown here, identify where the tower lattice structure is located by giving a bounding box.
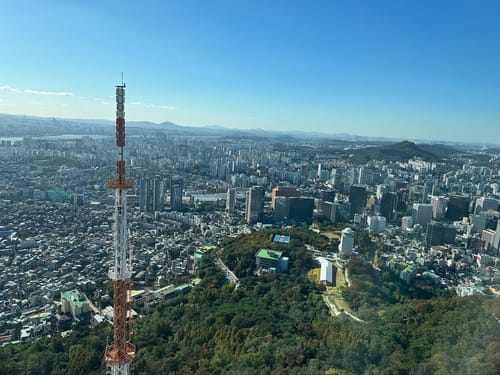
[104,83,135,375]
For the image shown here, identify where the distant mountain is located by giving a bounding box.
[1,113,499,147]
[345,140,442,163]
[417,143,458,158]
[0,113,303,139]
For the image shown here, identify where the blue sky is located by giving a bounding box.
[1,1,499,143]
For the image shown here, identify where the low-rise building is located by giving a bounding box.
[60,289,90,319]
[255,249,288,273]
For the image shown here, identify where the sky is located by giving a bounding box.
[0,0,499,143]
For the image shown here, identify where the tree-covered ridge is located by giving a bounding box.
[345,141,442,163]
[341,260,500,374]
[220,228,325,278]
[0,230,498,374]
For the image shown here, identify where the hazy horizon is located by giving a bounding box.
[1,1,499,144]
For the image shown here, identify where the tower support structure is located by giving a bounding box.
[105,84,135,375]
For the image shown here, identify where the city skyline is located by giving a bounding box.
[1,1,499,143]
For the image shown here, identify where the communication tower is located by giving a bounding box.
[104,83,135,375]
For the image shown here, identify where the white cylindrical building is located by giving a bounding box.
[339,227,354,256]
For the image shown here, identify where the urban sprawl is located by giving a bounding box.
[0,127,499,343]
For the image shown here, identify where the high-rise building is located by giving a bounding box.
[320,189,335,202]
[380,192,398,221]
[271,185,300,209]
[139,178,153,212]
[288,197,314,222]
[170,176,183,211]
[368,215,386,234]
[321,201,333,219]
[412,203,433,228]
[430,195,448,220]
[470,214,488,233]
[246,186,265,224]
[339,227,354,256]
[492,221,500,251]
[358,167,373,185]
[481,229,496,250]
[349,184,367,218]
[330,202,351,223]
[226,187,236,215]
[474,197,498,215]
[376,184,389,200]
[401,216,414,231]
[445,194,470,221]
[425,221,457,248]
[138,177,162,212]
[273,196,288,222]
[152,177,163,212]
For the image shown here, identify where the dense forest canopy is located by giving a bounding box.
[1,229,499,374]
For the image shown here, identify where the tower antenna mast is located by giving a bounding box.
[104,82,135,375]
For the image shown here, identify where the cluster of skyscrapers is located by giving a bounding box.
[139,176,183,213]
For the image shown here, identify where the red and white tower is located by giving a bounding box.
[104,83,135,375]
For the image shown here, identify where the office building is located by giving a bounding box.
[430,195,448,220]
[368,215,386,234]
[482,229,496,250]
[288,197,314,222]
[425,221,457,248]
[349,184,367,218]
[246,186,265,224]
[380,192,398,221]
[273,196,288,222]
[320,189,335,203]
[474,197,498,215]
[470,214,488,233]
[321,201,333,219]
[412,203,433,228]
[330,202,351,223]
[271,185,300,209]
[446,194,470,221]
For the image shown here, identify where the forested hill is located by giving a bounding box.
[345,141,446,163]
[0,230,499,374]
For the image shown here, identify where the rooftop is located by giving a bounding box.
[62,289,87,308]
[256,248,283,261]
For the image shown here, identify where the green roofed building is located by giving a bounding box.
[256,248,289,273]
[60,289,90,319]
[155,283,192,300]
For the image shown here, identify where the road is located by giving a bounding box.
[344,311,365,323]
[344,268,351,287]
[322,295,341,317]
[215,257,240,288]
[84,294,101,314]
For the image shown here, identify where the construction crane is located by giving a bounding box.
[104,83,135,375]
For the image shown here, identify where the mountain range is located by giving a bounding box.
[0,113,497,149]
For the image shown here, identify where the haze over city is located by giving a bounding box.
[1,0,499,143]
